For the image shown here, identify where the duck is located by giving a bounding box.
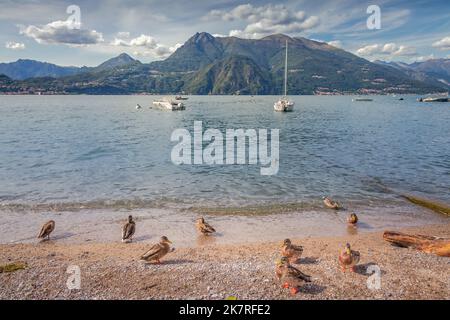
[281,239,303,263]
[38,220,55,241]
[196,217,216,235]
[136,104,142,110]
[323,196,341,210]
[140,236,173,264]
[347,213,358,225]
[338,243,360,272]
[122,215,136,243]
[275,256,311,295]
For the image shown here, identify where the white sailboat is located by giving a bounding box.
[274,40,294,112]
[152,97,186,110]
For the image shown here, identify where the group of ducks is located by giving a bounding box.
[37,216,216,264]
[37,196,360,295]
[273,197,360,294]
[275,239,360,295]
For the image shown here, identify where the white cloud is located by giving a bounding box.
[413,54,435,62]
[327,40,342,49]
[20,19,103,45]
[112,33,180,58]
[206,4,320,39]
[5,41,25,50]
[432,37,450,50]
[356,43,417,58]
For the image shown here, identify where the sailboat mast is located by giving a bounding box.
[284,40,288,97]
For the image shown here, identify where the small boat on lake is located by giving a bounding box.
[352,97,373,102]
[274,40,294,112]
[421,97,449,102]
[175,95,189,101]
[153,98,185,110]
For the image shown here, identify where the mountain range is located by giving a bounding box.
[1,32,449,95]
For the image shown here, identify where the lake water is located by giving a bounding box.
[0,95,448,245]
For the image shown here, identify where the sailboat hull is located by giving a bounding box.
[274,100,294,112]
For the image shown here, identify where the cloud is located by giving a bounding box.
[112,33,180,58]
[5,41,25,50]
[413,54,435,62]
[432,37,450,50]
[327,40,342,49]
[356,43,417,58]
[205,4,320,39]
[20,20,104,45]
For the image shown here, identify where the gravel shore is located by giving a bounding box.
[1,223,449,300]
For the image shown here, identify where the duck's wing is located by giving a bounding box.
[351,250,360,264]
[289,265,311,282]
[140,243,163,260]
[202,222,216,233]
[291,244,304,252]
[38,221,53,238]
[122,223,135,240]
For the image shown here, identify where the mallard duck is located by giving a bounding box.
[38,220,55,241]
[323,196,340,210]
[347,213,358,225]
[140,236,173,264]
[196,217,216,235]
[122,215,136,243]
[281,239,303,263]
[275,256,311,295]
[338,243,360,272]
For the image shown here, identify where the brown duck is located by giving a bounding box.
[323,196,341,210]
[347,213,358,225]
[38,220,55,241]
[338,243,360,272]
[196,217,216,235]
[281,239,303,263]
[140,236,173,264]
[275,256,311,295]
[122,215,136,243]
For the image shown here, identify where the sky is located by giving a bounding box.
[0,0,449,66]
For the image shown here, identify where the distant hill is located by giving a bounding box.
[0,53,140,80]
[375,59,450,88]
[93,53,139,72]
[1,33,448,94]
[0,59,85,80]
[409,59,450,87]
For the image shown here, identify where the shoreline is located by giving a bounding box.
[0,201,448,246]
[1,223,449,300]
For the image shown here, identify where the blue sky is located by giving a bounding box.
[1,0,449,66]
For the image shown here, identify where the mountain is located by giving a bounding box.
[375,59,450,88]
[0,53,140,81]
[409,59,450,86]
[1,33,448,94]
[0,59,85,80]
[184,55,272,94]
[93,53,139,72]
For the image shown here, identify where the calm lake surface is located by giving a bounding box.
[0,95,448,244]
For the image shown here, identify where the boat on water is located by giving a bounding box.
[352,98,373,102]
[274,40,294,112]
[152,98,185,110]
[175,95,189,101]
[421,97,449,102]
